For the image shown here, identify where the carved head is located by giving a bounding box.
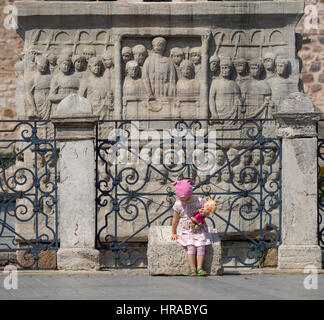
[216,149,225,166]
[251,149,260,165]
[275,57,290,77]
[102,51,114,69]
[45,52,57,68]
[249,58,263,79]
[219,56,233,79]
[263,52,276,72]
[263,149,275,165]
[170,47,184,67]
[209,55,220,74]
[227,148,239,167]
[14,61,24,78]
[122,47,134,64]
[240,150,251,166]
[57,55,72,74]
[234,57,248,76]
[72,55,86,72]
[132,44,148,66]
[35,56,49,74]
[152,37,167,54]
[82,46,96,62]
[189,47,201,65]
[125,60,140,79]
[222,167,233,183]
[88,57,103,76]
[179,60,195,79]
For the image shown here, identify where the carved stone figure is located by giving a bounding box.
[240,58,273,119]
[209,55,220,79]
[263,52,276,80]
[123,60,145,101]
[72,55,87,78]
[79,57,113,120]
[132,44,148,68]
[209,56,241,119]
[24,48,42,72]
[189,47,202,80]
[49,55,79,115]
[234,57,249,86]
[122,46,134,65]
[45,52,58,75]
[267,56,294,109]
[25,55,52,119]
[142,37,176,99]
[170,47,185,80]
[102,50,114,92]
[227,148,240,167]
[82,46,96,62]
[176,60,200,98]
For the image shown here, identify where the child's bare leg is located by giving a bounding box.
[197,246,206,270]
[187,245,197,273]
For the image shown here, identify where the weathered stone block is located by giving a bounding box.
[147,226,223,276]
[57,248,100,271]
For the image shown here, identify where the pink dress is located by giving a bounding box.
[172,196,211,247]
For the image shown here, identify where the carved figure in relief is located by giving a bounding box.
[240,58,273,119]
[209,56,241,120]
[263,52,276,80]
[234,57,249,86]
[267,57,294,109]
[170,47,185,80]
[45,52,58,75]
[123,60,145,101]
[82,46,96,62]
[72,55,87,78]
[209,55,220,79]
[102,50,114,93]
[189,47,202,80]
[25,56,52,119]
[24,48,42,72]
[227,148,240,167]
[132,44,148,68]
[176,60,200,98]
[79,57,114,120]
[49,55,79,115]
[142,37,176,99]
[122,47,134,65]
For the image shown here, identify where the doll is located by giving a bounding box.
[189,199,217,228]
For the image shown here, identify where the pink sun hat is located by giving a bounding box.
[171,179,194,198]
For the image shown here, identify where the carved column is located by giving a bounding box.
[274,92,322,269]
[52,94,100,270]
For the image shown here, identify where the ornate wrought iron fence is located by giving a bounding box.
[317,136,324,251]
[96,119,282,268]
[0,120,58,269]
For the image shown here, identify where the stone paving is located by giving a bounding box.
[0,270,323,300]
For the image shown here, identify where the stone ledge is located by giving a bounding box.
[15,1,304,17]
[147,226,223,276]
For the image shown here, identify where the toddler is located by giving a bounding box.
[170,179,211,276]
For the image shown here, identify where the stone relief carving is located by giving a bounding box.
[18,28,302,122]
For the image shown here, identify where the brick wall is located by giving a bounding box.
[296,0,324,113]
[0,0,25,121]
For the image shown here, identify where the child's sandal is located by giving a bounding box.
[188,268,197,276]
[196,268,207,276]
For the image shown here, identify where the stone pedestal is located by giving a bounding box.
[52,94,100,270]
[147,226,223,275]
[274,92,322,269]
